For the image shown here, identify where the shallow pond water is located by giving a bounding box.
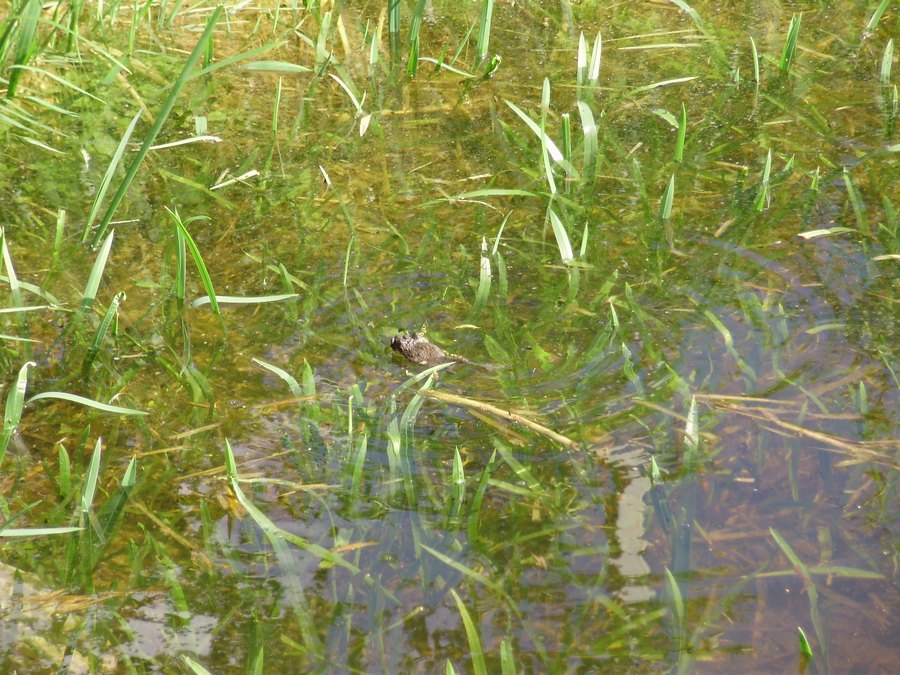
[1,1,898,672]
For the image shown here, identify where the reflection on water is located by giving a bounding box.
[0,0,897,672]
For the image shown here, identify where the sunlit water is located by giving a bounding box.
[1,1,897,672]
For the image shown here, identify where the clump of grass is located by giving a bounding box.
[779,13,802,75]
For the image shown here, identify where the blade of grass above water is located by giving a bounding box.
[169,208,219,315]
[89,5,223,247]
[474,0,495,66]
[0,361,34,468]
[5,0,41,98]
[26,391,146,415]
[81,231,114,309]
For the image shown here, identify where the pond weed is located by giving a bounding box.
[0,0,897,672]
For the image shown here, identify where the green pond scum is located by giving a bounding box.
[0,0,897,672]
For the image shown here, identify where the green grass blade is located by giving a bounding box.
[26,391,146,415]
[576,101,597,177]
[754,149,772,212]
[468,237,491,320]
[82,111,142,242]
[664,566,685,647]
[842,167,869,234]
[548,208,574,264]
[779,14,802,74]
[0,361,34,467]
[450,589,487,675]
[1,526,83,537]
[504,100,565,163]
[189,293,298,308]
[674,103,686,163]
[90,5,223,246]
[252,358,302,398]
[81,437,102,513]
[239,60,310,74]
[798,626,813,661]
[1,227,23,307]
[6,0,41,98]
[475,0,495,66]
[588,31,602,87]
[408,0,427,45]
[499,638,516,675]
[668,0,706,34]
[771,528,828,664]
[864,0,892,38]
[880,39,893,87]
[749,36,760,87]
[82,230,114,309]
[82,290,124,376]
[223,438,324,658]
[660,174,675,221]
[421,543,505,595]
[9,65,104,103]
[577,32,587,88]
[182,656,213,675]
[388,0,401,50]
[59,443,72,498]
[168,209,219,315]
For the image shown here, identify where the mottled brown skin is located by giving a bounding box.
[390,332,469,366]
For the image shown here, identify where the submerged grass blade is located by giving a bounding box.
[223,439,324,660]
[842,167,869,235]
[770,527,828,664]
[450,589,488,675]
[90,6,223,246]
[83,112,141,242]
[82,290,124,376]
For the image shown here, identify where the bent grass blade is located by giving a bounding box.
[26,391,146,415]
[168,208,219,315]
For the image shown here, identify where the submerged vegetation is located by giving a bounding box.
[1,0,897,672]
